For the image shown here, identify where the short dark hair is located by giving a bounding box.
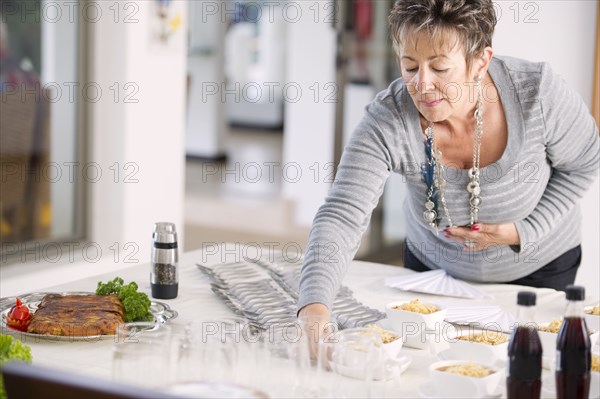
[389,0,497,70]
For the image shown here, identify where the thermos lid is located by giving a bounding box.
[153,222,178,244]
[565,285,585,301]
[517,291,536,306]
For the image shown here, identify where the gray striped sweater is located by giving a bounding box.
[298,55,600,312]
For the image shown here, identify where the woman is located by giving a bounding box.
[298,0,599,320]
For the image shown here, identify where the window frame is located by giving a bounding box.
[0,4,90,266]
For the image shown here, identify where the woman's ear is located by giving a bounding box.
[473,46,494,78]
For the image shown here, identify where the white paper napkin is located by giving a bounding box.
[385,269,494,300]
[443,304,517,333]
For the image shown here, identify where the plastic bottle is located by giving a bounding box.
[555,285,591,399]
[507,291,542,399]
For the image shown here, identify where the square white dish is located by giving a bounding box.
[429,360,505,398]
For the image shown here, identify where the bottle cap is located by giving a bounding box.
[517,291,536,306]
[565,285,585,301]
[152,222,178,244]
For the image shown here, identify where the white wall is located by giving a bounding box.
[282,1,337,226]
[89,0,187,263]
[1,1,187,297]
[493,1,596,108]
[186,1,227,158]
[492,0,599,297]
[118,2,187,261]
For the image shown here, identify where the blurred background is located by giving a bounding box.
[0,0,598,297]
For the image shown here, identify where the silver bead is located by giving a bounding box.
[425,201,435,210]
[423,210,437,222]
[472,207,479,214]
[470,197,481,207]
[467,182,480,195]
[468,167,480,179]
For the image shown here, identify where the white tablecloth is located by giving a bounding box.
[4,248,598,398]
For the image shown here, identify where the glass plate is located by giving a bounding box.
[0,292,177,342]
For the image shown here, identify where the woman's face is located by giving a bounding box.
[399,30,477,123]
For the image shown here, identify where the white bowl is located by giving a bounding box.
[332,355,412,381]
[538,322,600,359]
[385,300,447,329]
[429,360,504,398]
[350,325,404,359]
[379,328,404,360]
[537,321,560,360]
[385,300,447,349]
[585,305,600,333]
[378,318,456,353]
[447,332,509,366]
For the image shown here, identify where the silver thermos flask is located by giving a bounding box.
[150,222,179,299]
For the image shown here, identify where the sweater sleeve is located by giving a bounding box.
[514,64,600,249]
[297,97,398,312]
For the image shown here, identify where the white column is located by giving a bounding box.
[89,0,187,261]
[185,0,227,158]
[282,0,337,226]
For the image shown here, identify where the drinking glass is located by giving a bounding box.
[329,328,385,398]
[175,319,241,385]
[112,322,172,388]
[290,315,339,398]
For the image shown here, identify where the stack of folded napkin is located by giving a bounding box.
[385,269,493,300]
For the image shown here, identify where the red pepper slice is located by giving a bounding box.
[7,297,31,332]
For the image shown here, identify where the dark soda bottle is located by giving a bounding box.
[556,285,591,399]
[507,291,542,399]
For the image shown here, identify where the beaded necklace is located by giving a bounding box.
[422,76,484,233]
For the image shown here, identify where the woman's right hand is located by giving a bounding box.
[298,303,334,343]
[298,302,331,320]
[298,303,334,360]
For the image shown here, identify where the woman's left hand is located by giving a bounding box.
[444,223,520,251]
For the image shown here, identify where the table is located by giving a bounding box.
[3,247,597,398]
